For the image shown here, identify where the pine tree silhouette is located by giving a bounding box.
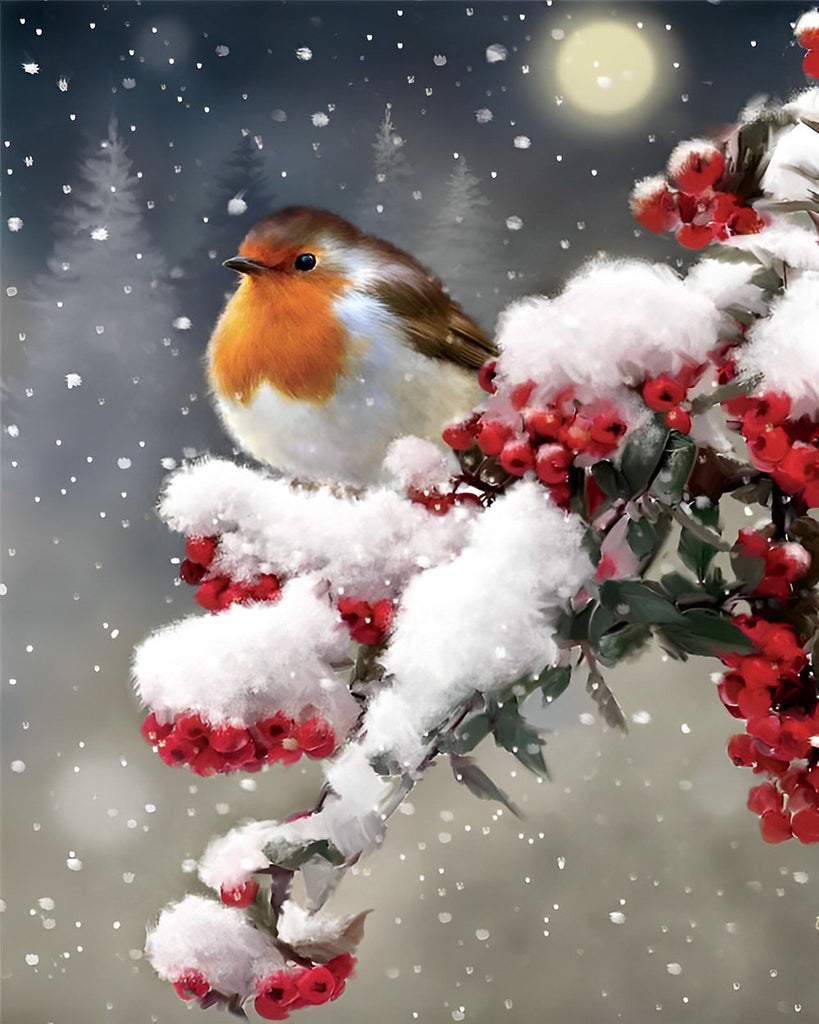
[420,155,504,331]
[356,106,419,250]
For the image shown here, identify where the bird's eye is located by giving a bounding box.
[294,253,317,271]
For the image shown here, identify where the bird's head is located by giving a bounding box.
[223,206,379,291]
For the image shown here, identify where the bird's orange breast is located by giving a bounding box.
[208,272,351,406]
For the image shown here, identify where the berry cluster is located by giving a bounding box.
[171,955,356,1017]
[180,534,283,612]
[796,11,819,78]
[721,382,819,510]
[254,956,356,1019]
[630,139,764,250]
[141,710,337,776]
[444,372,628,508]
[337,596,395,645]
[641,366,705,434]
[718,614,819,843]
[407,485,483,515]
[734,529,812,601]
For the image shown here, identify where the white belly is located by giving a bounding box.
[214,316,481,485]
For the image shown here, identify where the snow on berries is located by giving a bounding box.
[631,137,763,249]
[795,10,819,78]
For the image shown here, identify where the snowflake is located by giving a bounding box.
[22,61,39,75]
[173,317,192,330]
[513,136,531,149]
[296,47,312,61]
[215,45,229,57]
[227,195,248,216]
[475,108,493,123]
[122,78,136,89]
[90,226,108,241]
[486,44,507,63]
[433,54,447,66]
[57,76,69,92]
[505,215,523,231]
[311,111,330,127]
[24,155,33,166]
[7,217,23,232]
[65,373,83,389]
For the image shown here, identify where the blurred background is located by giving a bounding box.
[2,2,817,1021]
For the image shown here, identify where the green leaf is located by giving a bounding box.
[589,604,616,645]
[592,460,627,499]
[450,754,521,816]
[453,712,491,754]
[659,610,756,658]
[677,500,720,582]
[657,571,703,604]
[627,517,658,559]
[537,664,572,704]
[620,417,670,497]
[649,431,697,504]
[599,579,686,626]
[560,601,595,642]
[493,702,549,778]
[596,621,652,665]
[262,837,346,872]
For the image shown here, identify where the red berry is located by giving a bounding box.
[325,954,356,985]
[664,407,692,434]
[209,723,253,754]
[175,713,209,740]
[523,406,563,441]
[804,49,819,79]
[295,716,337,759]
[179,558,206,585]
[255,971,301,1019]
[476,418,513,456]
[442,414,480,451]
[173,969,210,1001]
[185,535,218,567]
[256,712,295,751]
[747,426,791,465]
[535,444,573,485]
[791,808,819,843]
[296,965,336,1005]
[559,418,592,454]
[157,730,200,767]
[220,880,259,907]
[499,438,535,476]
[630,175,680,233]
[747,782,783,816]
[642,375,687,411]
[589,410,628,452]
[759,809,793,843]
[478,360,498,394]
[727,733,757,767]
[675,223,713,249]
[141,712,173,746]
[667,141,725,195]
[796,13,819,49]
[195,575,230,612]
[190,744,228,777]
[250,574,282,602]
[510,380,536,410]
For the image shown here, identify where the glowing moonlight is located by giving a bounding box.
[556,22,657,117]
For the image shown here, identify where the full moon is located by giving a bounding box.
[555,22,657,117]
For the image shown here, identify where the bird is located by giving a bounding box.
[206,206,498,486]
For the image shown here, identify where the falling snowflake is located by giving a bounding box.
[513,135,531,149]
[90,226,108,241]
[227,195,248,216]
[122,77,136,89]
[24,155,33,166]
[295,47,312,61]
[173,316,192,330]
[22,61,39,75]
[311,111,330,127]
[432,54,447,66]
[57,76,68,92]
[65,373,83,389]
[505,215,523,231]
[475,108,493,123]
[215,44,230,57]
[7,217,23,232]
[486,44,507,63]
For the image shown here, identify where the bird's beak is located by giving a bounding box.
[223,256,267,275]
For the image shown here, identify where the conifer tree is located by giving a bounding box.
[356,105,419,250]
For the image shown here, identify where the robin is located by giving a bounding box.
[207,206,497,485]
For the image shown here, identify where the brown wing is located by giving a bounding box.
[368,273,498,371]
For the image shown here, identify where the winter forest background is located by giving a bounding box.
[2,2,818,1022]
